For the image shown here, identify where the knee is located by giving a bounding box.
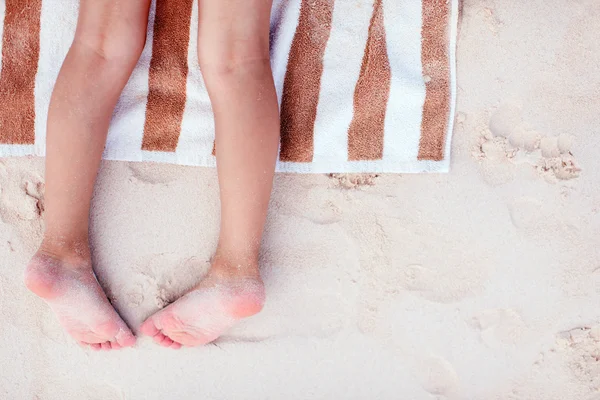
[73,29,146,68]
[197,39,270,83]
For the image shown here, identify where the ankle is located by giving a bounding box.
[210,251,260,280]
[214,242,260,266]
[210,257,261,282]
[39,234,90,263]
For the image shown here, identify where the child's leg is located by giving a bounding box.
[140,0,278,347]
[24,0,151,350]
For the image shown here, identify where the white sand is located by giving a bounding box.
[1,0,600,398]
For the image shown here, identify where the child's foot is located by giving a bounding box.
[140,257,265,348]
[24,250,136,350]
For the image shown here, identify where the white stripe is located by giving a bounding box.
[105,150,446,173]
[35,0,78,156]
[312,0,374,166]
[381,0,427,162]
[103,148,218,167]
[276,158,447,173]
[176,0,216,165]
[443,0,459,169]
[105,0,155,158]
[270,0,301,106]
[0,144,35,157]
[140,150,177,164]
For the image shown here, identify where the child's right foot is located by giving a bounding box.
[24,250,136,350]
[140,256,265,347]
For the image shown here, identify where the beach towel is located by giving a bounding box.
[0,0,458,173]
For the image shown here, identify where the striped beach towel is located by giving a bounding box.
[0,0,458,173]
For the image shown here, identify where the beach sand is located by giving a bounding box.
[1,0,600,398]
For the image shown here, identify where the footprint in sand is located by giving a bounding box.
[540,136,560,158]
[128,162,181,185]
[414,355,460,397]
[133,255,210,309]
[401,264,436,292]
[508,197,546,232]
[23,178,45,216]
[329,173,379,189]
[273,187,345,226]
[509,126,541,152]
[489,104,522,139]
[555,325,600,392]
[469,308,527,346]
[396,261,485,304]
[508,196,578,241]
[476,104,580,183]
[125,283,145,307]
[304,199,343,225]
[0,163,44,216]
[0,179,42,222]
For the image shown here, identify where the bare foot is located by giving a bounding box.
[24,250,136,350]
[140,258,265,348]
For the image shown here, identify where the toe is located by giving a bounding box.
[110,341,122,350]
[160,336,174,347]
[170,342,182,350]
[89,343,102,351]
[115,327,136,348]
[153,332,167,344]
[140,317,160,337]
[101,342,111,351]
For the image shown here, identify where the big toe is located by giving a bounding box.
[96,319,136,348]
[140,316,160,337]
[115,327,136,347]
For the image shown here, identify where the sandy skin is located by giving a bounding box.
[25,250,265,350]
[25,0,278,351]
[24,250,136,350]
[140,257,265,348]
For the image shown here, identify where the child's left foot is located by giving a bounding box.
[140,257,265,348]
[24,249,137,350]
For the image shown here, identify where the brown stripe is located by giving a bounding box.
[279,0,335,162]
[347,0,391,161]
[0,0,42,144]
[418,0,451,161]
[142,0,194,152]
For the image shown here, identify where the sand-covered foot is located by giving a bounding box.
[140,259,265,348]
[24,250,136,350]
